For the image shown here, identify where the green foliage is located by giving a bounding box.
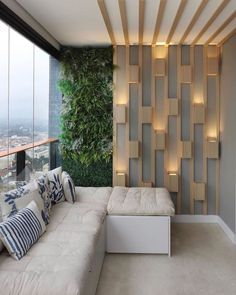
[58,47,113,186]
[62,158,112,187]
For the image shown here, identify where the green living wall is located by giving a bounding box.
[58,47,113,186]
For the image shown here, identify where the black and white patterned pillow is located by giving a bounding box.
[62,171,76,204]
[0,181,49,225]
[36,175,51,224]
[47,167,65,204]
[0,200,46,260]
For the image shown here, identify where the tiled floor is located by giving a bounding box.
[96,224,236,295]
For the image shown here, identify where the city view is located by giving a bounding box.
[0,119,49,190]
[0,20,50,191]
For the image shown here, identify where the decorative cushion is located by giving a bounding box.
[0,181,49,225]
[62,171,75,204]
[47,167,65,204]
[36,175,51,223]
[0,200,46,260]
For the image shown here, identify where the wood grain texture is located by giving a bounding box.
[189,46,194,214]
[218,27,236,46]
[151,45,156,185]
[205,11,236,45]
[152,0,167,45]
[97,0,116,45]
[138,45,143,185]
[139,0,145,45]
[180,0,209,44]
[202,45,207,215]
[176,45,181,214]
[125,46,130,185]
[166,0,187,44]
[192,0,230,45]
[118,0,129,45]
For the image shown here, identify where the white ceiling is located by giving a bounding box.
[16,0,236,46]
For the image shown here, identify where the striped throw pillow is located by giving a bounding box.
[0,201,46,260]
[62,171,76,204]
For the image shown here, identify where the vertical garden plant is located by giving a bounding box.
[58,47,113,186]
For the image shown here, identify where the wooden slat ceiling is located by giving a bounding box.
[16,0,236,46]
[98,0,235,46]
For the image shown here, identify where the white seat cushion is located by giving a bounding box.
[0,201,106,295]
[107,187,175,216]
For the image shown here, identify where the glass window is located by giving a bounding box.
[0,20,53,188]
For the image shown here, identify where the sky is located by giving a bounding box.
[0,19,49,124]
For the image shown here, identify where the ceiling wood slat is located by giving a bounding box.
[218,27,236,46]
[118,0,129,46]
[139,0,145,45]
[192,0,230,45]
[97,0,116,45]
[152,0,166,45]
[180,0,209,44]
[166,0,187,44]
[205,11,236,45]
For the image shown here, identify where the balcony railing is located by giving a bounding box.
[0,138,59,181]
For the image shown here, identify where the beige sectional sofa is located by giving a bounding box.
[0,182,174,295]
[0,187,112,295]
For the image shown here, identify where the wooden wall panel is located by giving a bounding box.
[113,45,219,216]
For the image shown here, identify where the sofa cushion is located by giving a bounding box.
[107,186,175,216]
[0,201,105,294]
[62,171,76,204]
[75,186,112,209]
[0,181,48,224]
[0,201,46,260]
[47,167,65,204]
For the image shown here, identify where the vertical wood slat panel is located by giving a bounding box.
[138,45,142,185]
[164,46,169,188]
[151,45,156,185]
[112,46,117,185]
[126,46,130,185]
[203,45,208,215]
[190,46,194,214]
[113,45,219,217]
[215,46,220,214]
[177,45,181,214]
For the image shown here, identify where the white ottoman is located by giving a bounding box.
[106,187,175,256]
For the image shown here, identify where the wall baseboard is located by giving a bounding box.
[172,215,236,245]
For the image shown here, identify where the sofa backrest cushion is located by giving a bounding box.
[62,171,75,204]
[0,200,46,260]
[75,187,113,206]
[47,167,65,204]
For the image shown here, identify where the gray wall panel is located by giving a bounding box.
[129,159,139,187]
[181,160,190,214]
[129,46,139,65]
[207,159,216,215]
[129,84,138,141]
[142,46,151,106]
[168,46,177,98]
[181,45,190,65]
[142,124,151,181]
[220,34,236,232]
[181,84,190,141]
[156,151,164,187]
